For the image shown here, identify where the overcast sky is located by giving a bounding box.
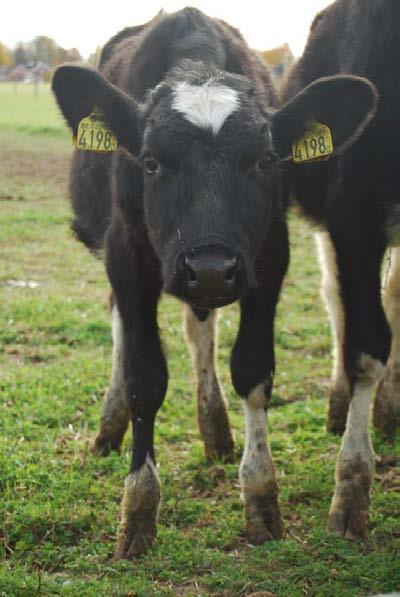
[3,0,332,59]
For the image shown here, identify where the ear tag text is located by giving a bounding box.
[292,121,333,163]
[74,106,118,153]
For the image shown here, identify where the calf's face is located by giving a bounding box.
[140,74,280,308]
[53,66,378,309]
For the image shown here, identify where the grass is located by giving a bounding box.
[0,82,67,138]
[0,83,399,596]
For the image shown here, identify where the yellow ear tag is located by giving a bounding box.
[292,121,333,163]
[75,106,118,153]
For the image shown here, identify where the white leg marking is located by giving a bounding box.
[240,384,282,542]
[329,355,384,537]
[383,249,400,350]
[184,305,219,394]
[315,231,348,392]
[184,306,233,459]
[109,304,125,401]
[172,81,240,135]
[341,355,383,468]
[341,382,375,468]
[374,248,400,433]
[115,455,161,558]
[241,386,275,496]
[94,304,129,454]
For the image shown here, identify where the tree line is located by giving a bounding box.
[0,36,83,67]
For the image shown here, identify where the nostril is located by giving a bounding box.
[225,267,236,282]
[225,257,238,283]
[184,258,198,285]
[187,267,197,283]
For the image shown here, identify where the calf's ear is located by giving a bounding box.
[271,75,378,160]
[52,65,141,155]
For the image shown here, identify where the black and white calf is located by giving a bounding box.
[52,7,377,556]
[282,0,400,538]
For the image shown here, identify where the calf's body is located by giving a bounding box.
[53,7,377,555]
[283,0,400,538]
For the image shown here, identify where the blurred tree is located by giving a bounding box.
[63,47,82,63]
[57,47,82,64]
[31,35,59,66]
[12,37,83,68]
[0,42,12,65]
[13,42,34,65]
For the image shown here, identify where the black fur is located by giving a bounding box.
[52,7,378,483]
[282,0,399,385]
[52,9,288,477]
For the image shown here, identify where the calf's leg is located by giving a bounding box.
[115,298,167,558]
[93,298,130,456]
[374,248,400,438]
[106,233,167,559]
[315,232,350,435]
[184,306,234,461]
[231,220,289,543]
[240,383,282,543]
[325,221,390,538]
[114,302,167,558]
[328,354,383,539]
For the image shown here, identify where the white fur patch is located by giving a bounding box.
[96,304,129,442]
[240,384,276,496]
[338,354,383,473]
[184,307,228,412]
[315,231,347,390]
[384,248,400,354]
[124,454,159,505]
[107,304,125,405]
[172,81,240,135]
[184,305,218,389]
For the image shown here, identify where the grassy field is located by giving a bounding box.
[0,82,399,596]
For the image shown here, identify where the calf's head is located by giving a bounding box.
[53,64,377,309]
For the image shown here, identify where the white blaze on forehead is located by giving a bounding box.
[172,81,240,135]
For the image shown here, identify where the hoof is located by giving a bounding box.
[327,386,350,436]
[92,434,122,457]
[115,457,161,559]
[245,493,284,544]
[327,500,369,540]
[328,469,371,540]
[115,518,157,559]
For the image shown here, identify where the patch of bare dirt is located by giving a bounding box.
[0,145,69,185]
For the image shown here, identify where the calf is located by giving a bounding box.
[282,0,400,538]
[52,7,376,556]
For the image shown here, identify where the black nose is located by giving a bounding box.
[172,246,241,307]
[184,254,238,290]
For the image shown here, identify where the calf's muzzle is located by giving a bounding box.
[167,245,245,308]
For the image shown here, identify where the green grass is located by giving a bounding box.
[0,82,67,137]
[0,89,399,596]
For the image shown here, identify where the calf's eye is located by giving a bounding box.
[144,156,159,174]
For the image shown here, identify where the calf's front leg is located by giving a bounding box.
[240,382,282,543]
[184,306,234,461]
[328,355,383,538]
[231,222,288,543]
[93,297,130,456]
[315,232,350,435]
[374,248,400,438]
[107,236,167,559]
[114,298,167,558]
[325,223,390,538]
